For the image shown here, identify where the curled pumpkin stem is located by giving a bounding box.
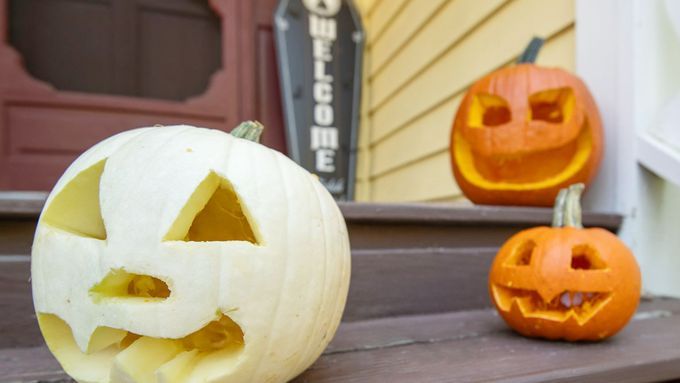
[231,121,264,143]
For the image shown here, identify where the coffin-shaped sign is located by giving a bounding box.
[274,0,364,200]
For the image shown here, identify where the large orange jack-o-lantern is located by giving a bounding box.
[32,122,351,383]
[489,184,641,341]
[451,38,603,206]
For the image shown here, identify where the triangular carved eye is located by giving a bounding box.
[42,160,107,240]
[164,172,259,243]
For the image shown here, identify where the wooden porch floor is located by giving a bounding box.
[3,298,680,383]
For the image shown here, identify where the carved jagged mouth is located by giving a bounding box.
[492,284,612,325]
[454,123,593,189]
[471,137,580,184]
[38,312,245,383]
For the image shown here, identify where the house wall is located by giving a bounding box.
[575,0,680,297]
[354,0,576,202]
[631,1,680,297]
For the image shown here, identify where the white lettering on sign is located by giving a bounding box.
[311,126,339,150]
[313,39,332,61]
[309,13,338,174]
[316,149,336,172]
[314,82,333,103]
[310,15,337,40]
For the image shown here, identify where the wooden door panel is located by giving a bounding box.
[7,103,226,156]
[10,0,221,101]
[1,95,233,190]
[9,0,116,95]
[138,2,222,100]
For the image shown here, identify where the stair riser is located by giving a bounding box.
[0,220,35,256]
[0,247,498,349]
[350,223,534,249]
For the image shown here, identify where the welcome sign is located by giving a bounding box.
[274,0,364,200]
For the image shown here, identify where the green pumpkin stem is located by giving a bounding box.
[552,183,585,228]
[231,121,264,143]
[517,37,545,64]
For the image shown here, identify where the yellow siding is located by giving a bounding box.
[356,0,576,202]
[354,0,379,16]
[369,0,447,74]
[367,0,409,46]
[352,0,376,200]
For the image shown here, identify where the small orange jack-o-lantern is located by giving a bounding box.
[489,184,641,341]
[32,122,351,383]
[450,38,604,206]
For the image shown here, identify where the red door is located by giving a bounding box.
[0,0,285,190]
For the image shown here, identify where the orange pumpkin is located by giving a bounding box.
[489,184,641,341]
[450,38,603,206]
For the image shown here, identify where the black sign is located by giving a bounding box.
[274,0,364,200]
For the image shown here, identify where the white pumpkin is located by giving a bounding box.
[31,123,351,383]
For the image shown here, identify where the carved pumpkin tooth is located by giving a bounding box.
[573,292,584,306]
[560,292,571,308]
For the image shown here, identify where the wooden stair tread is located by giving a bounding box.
[0,191,47,218]
[297,297,680,383]
[0,192,622,228]
[2,298,679,383]
[340,201,622,229]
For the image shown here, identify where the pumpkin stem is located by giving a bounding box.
[564,183,585,229]
[517,37,544,64]
[551,188,569,227]
[230,121,264,143]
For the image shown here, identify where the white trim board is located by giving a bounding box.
[576,0,680,297]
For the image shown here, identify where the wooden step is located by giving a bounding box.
[0,193,624,348]
[4,192,653,382]
[0,194,624,255]
[2,298,679,383]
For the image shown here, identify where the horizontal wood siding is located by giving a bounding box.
[357,0,575,202]
[353,0,375,200]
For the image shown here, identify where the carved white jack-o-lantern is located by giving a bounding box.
[32,123,351,383]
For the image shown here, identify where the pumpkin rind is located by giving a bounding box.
[450,64,604,206]
[32,125,351,383]
[488,185,641,341]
